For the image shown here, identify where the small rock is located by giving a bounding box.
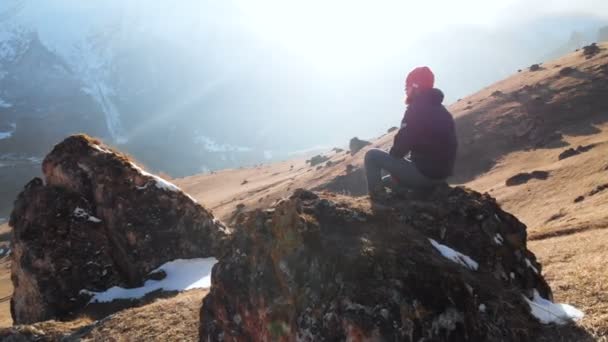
[387,126,398,133]
[574,196,585,203]
[349,137,372,155]
[529,64,541,72]
[309,155,330,166]
[559,66,576,76]
[582,43,600,59]
[146,270,167,281]
[505,171,549,186]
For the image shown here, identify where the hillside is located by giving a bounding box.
[0,43,606,339]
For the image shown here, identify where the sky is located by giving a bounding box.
[3,0,608,160]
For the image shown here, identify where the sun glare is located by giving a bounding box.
[236,0,511,71]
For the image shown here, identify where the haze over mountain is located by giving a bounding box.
[0,0,606,219]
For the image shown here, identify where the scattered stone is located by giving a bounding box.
[387,126,398,133]
[588,183,608,196]
[530,64,541,72]
[558,144,595,160]
[9,135,228,324]
[545,211,567,223]
[517,69,522,73]
[201,186,553,341]
[559,66,576,76]
[146,270,167,281]
[308,155,330,166]
[574,196,585,203]
[582,43,600,59]
[491,90,504,97]
[241,179,248,185]
[349,137,371,155]
[505,171,550,186]
[331,148,344,153]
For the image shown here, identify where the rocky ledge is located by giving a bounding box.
[10,135,228,324]
[200,186,562,341]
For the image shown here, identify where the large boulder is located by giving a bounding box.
[200,186,554,341]
[10,134,229,324]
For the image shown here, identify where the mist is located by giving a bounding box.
[1,0,608,172]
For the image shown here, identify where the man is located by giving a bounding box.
[364,66,457,199]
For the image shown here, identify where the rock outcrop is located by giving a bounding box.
[200,186,553,341]
[10,134,228,324]
[349,137,371,155]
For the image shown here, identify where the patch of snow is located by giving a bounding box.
[493,234,504,245]
[26,156,42,164]
[73,207,89,219]
[82,258,217,303]
[524,289,584,324]
[429,239,479,271]
[73,207,102,223]
[0,123,16,140]
[130,162,181,192]
[525,258,539,274]
[0,97,12,108]
[88,216,102,223]
[287,145,332,156]
[194,135,251,153]
[92,144,111,154]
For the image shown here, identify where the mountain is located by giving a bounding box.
[0,42,607,340]
[0,1,606,220]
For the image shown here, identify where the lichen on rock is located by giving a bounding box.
[9,134,228,324]
[200,185,554,341]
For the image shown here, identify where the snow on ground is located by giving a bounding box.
[131,162,181,192]
[0,123,16,140]
[0,97,12,108]
[194,134,252,153]
[429,239,479,271]
[82,258,217,303]
[130,161,199,203]
[524,289,584,324]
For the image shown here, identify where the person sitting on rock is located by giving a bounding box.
[364,66,457,199]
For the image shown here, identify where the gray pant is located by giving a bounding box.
[364,148,440,193]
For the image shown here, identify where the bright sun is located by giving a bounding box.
[237,0,510,70]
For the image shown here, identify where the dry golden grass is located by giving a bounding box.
[79,289,206,341]
[531,228,608,341]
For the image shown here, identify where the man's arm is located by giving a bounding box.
[389,108,418,158]
[389,126,411,158]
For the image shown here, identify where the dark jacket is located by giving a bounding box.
[389,88,457,180]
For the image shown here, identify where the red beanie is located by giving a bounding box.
[406,66,435,90]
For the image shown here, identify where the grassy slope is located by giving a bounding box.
[0,44,607,340]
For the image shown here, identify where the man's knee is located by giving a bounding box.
[364,148,385,166]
